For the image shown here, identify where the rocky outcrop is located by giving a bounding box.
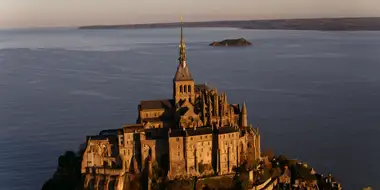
[209,38,252,47]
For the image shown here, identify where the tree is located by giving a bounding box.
[233,173,244,190]
[277,154,289,167]
[41,150,83,190]
[198,162,206,174]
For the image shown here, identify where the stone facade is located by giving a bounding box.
[81,19,261,189]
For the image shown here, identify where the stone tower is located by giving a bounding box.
[241,102,247,127]
[173,16,195,106]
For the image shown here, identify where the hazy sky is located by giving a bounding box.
[1,0,380,28]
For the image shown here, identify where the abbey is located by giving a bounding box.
[81,19,261,190]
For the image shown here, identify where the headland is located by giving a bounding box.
[78,17,380,31]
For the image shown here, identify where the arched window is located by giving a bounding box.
[184,85,187,93]
[188,85,191,93]
[180,85,183,93]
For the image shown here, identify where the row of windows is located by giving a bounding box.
[177,151,211,157]
[123,149,131,155]
[125,140,132,145]
[177,134,240,142]
[177,136,210,141]
[220,133,238,139]
[144,112,162,117]
[223,155,236,161]
[179,85,192,93]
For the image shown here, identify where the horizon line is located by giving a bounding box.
[1,16,379,30]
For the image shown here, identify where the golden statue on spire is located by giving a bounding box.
[178,15,186,67]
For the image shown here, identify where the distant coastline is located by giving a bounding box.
[78,17,380,31]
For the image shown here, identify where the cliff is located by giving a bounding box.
[42,148,344,190]
[78,17,380,31]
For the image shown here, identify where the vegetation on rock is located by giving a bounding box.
[209,38,252,47]
[41,150,84,190]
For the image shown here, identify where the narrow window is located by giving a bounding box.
[180,85,183,93]
[188,85,191,93]
[184,85,187,93]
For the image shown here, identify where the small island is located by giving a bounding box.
[209,38,252,47]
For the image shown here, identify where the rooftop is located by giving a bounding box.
[139,99,174,110]
[123,124,144,133]
[219,126,240,134]
[99,128,122,136]
[169,127,213,137]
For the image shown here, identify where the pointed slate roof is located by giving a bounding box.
[241,102,247,115]
[174,65,193,81]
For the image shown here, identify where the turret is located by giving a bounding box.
[207,94,212,126]
[214,93,219,116]
[201,92,206,123]
[240,102,247,127]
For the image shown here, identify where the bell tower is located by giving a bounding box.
[173,16,195,106]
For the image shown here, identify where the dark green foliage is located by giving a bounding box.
[198,162,205,174]
[233,173,244,190]
[41,150,83,190]
[151,162,167,190]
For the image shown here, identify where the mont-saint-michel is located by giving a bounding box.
[42,21,343,190]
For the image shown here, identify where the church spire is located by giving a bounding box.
[178,15,187,67]
[180,16,184,46]
[173,16,192,82]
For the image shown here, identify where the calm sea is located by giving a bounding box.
[0,27,379,190]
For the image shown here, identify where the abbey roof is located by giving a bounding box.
[140,99,174,110]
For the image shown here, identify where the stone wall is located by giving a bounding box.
[218,132,240,175]
[168,136,186,179]
[196,175,235,190]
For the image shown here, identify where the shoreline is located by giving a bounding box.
[78,17,380,31]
